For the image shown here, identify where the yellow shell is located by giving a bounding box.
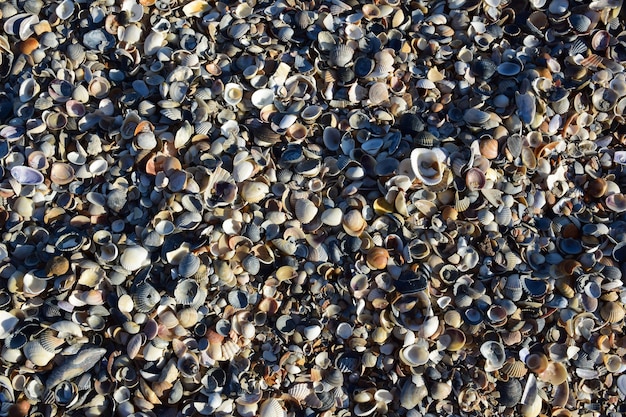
[538,361,567,385]
[366,247,389,270]
[600,301,625,323]
[500,358,528,378]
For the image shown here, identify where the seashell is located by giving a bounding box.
[538,362,568,385]
[0,311,19,339]
[410,148,447,185]
[56,0,75,19]
[88,77,111,99]
[526,353,549,373]
[10,166,44,185]
[295,199,318,224]
[132,284,161,313]
[182,0,210,17]
[600,301,625,323]
[465,168,486,191]
[330,44,354,68]
[497,62,521,76]
[605,193,626,212]
[223,83,243,106]
[399,344,429,367]
[479,138,499,159]
[259,398,285,417]
[23,340,55,367]
[342,210,367,236]
[439,327,466,351]
[49,162,75,185]
[480,341,506,370]
[46,347,106,389]
[56,232,86,252]
[120,245,149,271]
[463,108,491,125]
[251,89,274,109]
[471,58,497,80]
[592,30,610,51]
[496,378,522,407]
[19,78,40,102]
[369,82,389,105]
[366,247,389,270]
[501,358,528,378]
[240,181,269,203]
[592,87,618,112]
[178,252,201,278]
[174,279,206,307]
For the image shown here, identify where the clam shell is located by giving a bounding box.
[497,378,522,407]
[480,341,506,370]
[410,148,447,185]
[295,199,318,224]
[399,344,429,367]
[0,311,19,339]
[10,166,44,185]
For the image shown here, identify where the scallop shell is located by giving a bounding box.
[600,301,625,323]
[259,398,285,417]
[132,284,161,313]
[501,358,528,378]
[330,44,354,68]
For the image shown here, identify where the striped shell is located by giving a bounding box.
[600,301,625,323]
[330,44,354,68]
[259,398,285,417]
[500,358,528,378]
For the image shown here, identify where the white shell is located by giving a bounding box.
[251,89,275,109]
[56,0,75,19]
[259,398,285,417]
[295,199,318,224]
[0,311,19,339]
[223,83,244,106]
[23,340,55,367]
[410,148,447,185]
[120,245,149,271]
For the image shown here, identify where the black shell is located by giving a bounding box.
[394,266,429,294]
[496,378,522,408]
[398,113,425,135]
[471,58,497,80]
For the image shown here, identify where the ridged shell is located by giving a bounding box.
[501,358,528,378]
[600,301,625,323]
[330,44,354,68]
[23,340,55,367]
[259,398,285,417]
[132,284,161,313]
[120,245,149,271]
[178,253,201,278]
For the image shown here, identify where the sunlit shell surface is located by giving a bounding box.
[0,0,624,415]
